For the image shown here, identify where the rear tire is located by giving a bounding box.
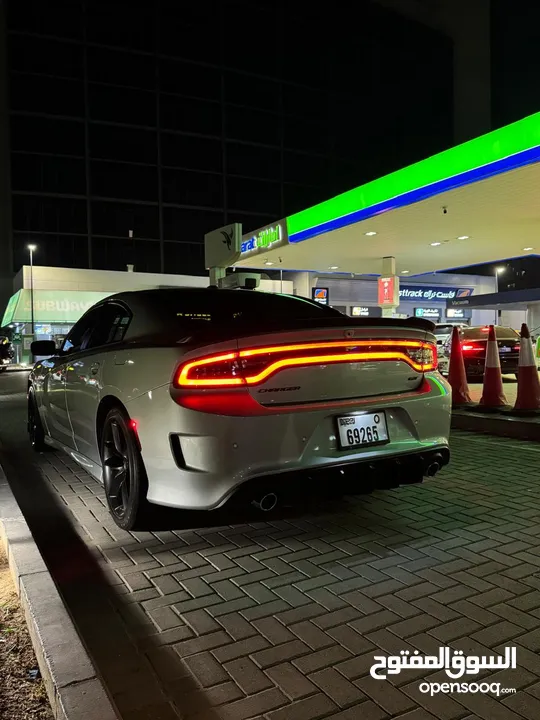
[28,389,47,452]
[100,406,154,531]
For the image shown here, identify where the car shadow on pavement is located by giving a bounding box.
[0,439,223,720]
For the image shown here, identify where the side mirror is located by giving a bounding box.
[31,340,57,357]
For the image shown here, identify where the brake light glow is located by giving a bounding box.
[175,340,438,389]
[461,342,483,352]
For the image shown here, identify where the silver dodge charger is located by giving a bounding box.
[28,288,451,530]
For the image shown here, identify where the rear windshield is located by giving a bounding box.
[461,326,519,340]
[434,325,458,336]
[153,290,344,327]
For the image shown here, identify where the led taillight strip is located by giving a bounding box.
[176,340,437,388]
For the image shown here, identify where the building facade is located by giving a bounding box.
[0,0,454,313]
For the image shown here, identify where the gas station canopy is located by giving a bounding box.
[234,112,540,276]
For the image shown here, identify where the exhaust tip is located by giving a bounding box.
[425,462,440,477]
[252,492,278,512]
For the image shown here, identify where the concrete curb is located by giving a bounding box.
[0,464,119,720]
[452,409,540,440]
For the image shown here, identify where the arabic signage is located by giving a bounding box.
[351,306,382,318]
[400,285,473,301]
[446,308,466,319]
[312,287,329,305]
[378,276,399,307]
[414,307,441,320]
[240,222,289,257]
[1,290,112,326]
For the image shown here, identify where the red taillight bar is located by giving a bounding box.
[175,339,438,389]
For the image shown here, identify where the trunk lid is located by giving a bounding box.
[234,322,435,406]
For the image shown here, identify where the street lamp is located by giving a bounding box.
[495,266,505,294]
[28,244,37,338]
[495,266,505,324]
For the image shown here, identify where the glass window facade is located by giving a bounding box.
[4,0,453,278]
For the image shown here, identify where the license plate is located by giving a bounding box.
[337,412,389,449]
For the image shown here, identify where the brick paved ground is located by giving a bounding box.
[2,373,540,720]
[461,372,540,405]
[468,377,518,405]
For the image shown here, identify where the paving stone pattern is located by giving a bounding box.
[14,431,540,719]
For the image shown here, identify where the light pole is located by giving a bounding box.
[495,265,505,324]
[28,244,37,338]
[495,265,505,294]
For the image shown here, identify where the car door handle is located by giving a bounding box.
[90,363,100,375]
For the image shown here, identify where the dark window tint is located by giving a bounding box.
[161,133,221,171]
[91,161,158,202]
[161,168,223,207]
[159,59,221,100]
[159,8,221,63]
[9,35,84,78]
[12,196,87,234]
[224,72,280,112]
[86,303,132,349]
[92,201,159,239]
[227,177,281,215]
[86,8,156,53]
[160,95,221,136]
[92,237,161,273]
[10,74,85,117]
[163,242,205,275]
[225,106,280,146]
[90,124,157,164]
[461,326,519,340]
[10,116,85,156]
[284,152,329,185]
[153,289,341,329]
[226,142,281,180]
[7,0,83,37]
[89,84,156,126]
[163,207,223,242]
[63,307,102,353]
[12,155,86,195]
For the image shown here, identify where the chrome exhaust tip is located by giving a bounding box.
[252,492,278,512]
[425,462,440,477]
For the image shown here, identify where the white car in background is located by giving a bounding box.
[28,288,451,530]
[435,323,469,374]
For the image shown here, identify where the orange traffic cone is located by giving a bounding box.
[512,323,540,415]
[447,326,474,407]
[479,325,509,412]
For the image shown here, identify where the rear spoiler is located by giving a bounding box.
[168,315,436,347]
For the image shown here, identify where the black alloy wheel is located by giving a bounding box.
[101,407,151,531]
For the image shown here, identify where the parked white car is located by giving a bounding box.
[434,323,469,374]
[28,289,451,530]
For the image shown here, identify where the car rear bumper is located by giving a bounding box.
[464,357,519,375]
[127,373,451,511]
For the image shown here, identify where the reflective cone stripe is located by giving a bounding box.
[514,323,540,411]
[479,325,507,407]
[447,326,472,406]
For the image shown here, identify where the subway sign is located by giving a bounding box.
[400,285,473,301]
[241,224,287,255]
